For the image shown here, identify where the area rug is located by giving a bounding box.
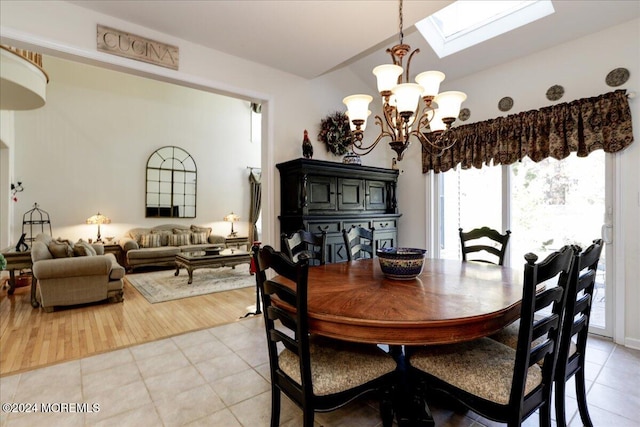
[125,264,254,303]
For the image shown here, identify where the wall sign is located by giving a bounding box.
[97,25,179,70]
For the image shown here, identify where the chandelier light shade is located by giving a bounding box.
[343,0,466,161]
[86,212,111,242]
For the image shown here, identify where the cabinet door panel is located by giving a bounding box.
[366,181,387,211]
[326,234,349,264]
[337,179,364,211]
[375,231,397,251]
[308,176,336,211]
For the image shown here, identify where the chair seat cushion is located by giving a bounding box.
[279,335,396,396]
[489,320,549,353]
[410,337,542,405]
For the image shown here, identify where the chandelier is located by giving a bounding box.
[343,0,467,161]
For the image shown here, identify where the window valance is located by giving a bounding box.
[422,90,634,173]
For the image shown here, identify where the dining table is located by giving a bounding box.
[272,257,527,426]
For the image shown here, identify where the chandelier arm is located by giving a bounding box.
[413,129,457,154]
[352,125,393,156]
[381,104,400,141]
[404,48,420,82]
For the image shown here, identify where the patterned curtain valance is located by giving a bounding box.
[422,90,634,173]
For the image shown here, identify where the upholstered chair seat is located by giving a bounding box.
[410,337,542,405]
[279,335,397,396]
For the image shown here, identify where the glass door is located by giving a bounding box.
[435,151,612,336]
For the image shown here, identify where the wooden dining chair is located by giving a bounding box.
[459,226,511,266]
[252,245,396,427]
[281,229,326,266]
[554,239,603,427]
[489,240,603,427]
[342,226,375,261]
[408,245,576,427]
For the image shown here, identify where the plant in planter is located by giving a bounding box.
[317,111,354,157]
[0,253,6,271]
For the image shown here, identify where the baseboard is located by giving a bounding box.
[624,337,640,350]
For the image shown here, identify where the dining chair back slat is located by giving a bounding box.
[342,226,375,261]
[459,227,511,265]
[281,230,326,265]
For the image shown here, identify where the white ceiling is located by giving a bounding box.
[70,0,639,83]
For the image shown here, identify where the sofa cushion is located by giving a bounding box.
[191,231,208,244]
[168,233,190,246]
[140,234,161,248]
[31,241,53,262]
[127,246,180,260]
[48,240,73,258]
[172,228,191,235]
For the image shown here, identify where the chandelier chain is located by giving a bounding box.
[398,0,404,44]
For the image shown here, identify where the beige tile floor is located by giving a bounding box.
[0,316,638,427]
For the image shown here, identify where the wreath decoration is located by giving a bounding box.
[317,111,354,156]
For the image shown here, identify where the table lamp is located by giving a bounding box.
[86,212,111,243]
[224,212,240,237]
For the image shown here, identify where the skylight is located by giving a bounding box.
[416,0,555,58]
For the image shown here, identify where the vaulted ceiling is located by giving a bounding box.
[71,0,639,84]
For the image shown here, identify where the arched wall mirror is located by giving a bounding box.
[146,146,197,218]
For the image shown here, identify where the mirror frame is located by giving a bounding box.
[145,146,197,218]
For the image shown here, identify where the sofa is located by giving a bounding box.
[31,234,125,312]
[120,224,225,271]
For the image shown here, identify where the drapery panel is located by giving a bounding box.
[248,169,262,244]
[422,90,634,173]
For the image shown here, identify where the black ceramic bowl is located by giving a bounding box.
[376,247,427,280]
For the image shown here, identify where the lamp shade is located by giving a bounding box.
[428,109,447,132]
[415,71,445,97]
[435,91,467,119]
[373,64,403,94]
[224,212,240,222]
[86,212,111,225]
[392,83,423,114]
[347,110,371,131]
[343,94,373,123]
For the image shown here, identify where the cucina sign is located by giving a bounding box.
[97,25,179,70]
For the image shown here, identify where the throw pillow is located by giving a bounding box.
[74,240,97,257]
[190,225,212,238]
[48,240,73,258]
[191,232,208,244]
[172,228,191,234]
[151,229,172,246]
[168,233,190,246]
[140,234,161,248]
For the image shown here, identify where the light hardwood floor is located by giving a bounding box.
[0,274,257,377]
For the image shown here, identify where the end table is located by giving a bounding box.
[225,236,249,250]
[1,248,39,308]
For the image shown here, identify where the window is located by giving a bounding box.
[416,0,555,58]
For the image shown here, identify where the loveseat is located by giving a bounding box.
[31,234,125,312]
[120,224,225,271]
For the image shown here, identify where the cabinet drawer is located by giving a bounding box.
[343,220,371,231]
[306,221,342,234]
[372,219,397,230]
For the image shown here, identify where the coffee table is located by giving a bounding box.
[175,249,251,284]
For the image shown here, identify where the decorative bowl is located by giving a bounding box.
[105,236,115,243]
[377,247,427,280]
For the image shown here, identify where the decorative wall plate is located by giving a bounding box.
[606,68,630,87]
[498,97,514,112]
[458,108,471,121]
[546,85,565,101]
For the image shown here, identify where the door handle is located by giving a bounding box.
[601,223,613,244]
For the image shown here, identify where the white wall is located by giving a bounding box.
[10,56,260,242]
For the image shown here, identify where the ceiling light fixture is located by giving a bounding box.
[343,0,467,161]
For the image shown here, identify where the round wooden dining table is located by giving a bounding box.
[276,258,526,346]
